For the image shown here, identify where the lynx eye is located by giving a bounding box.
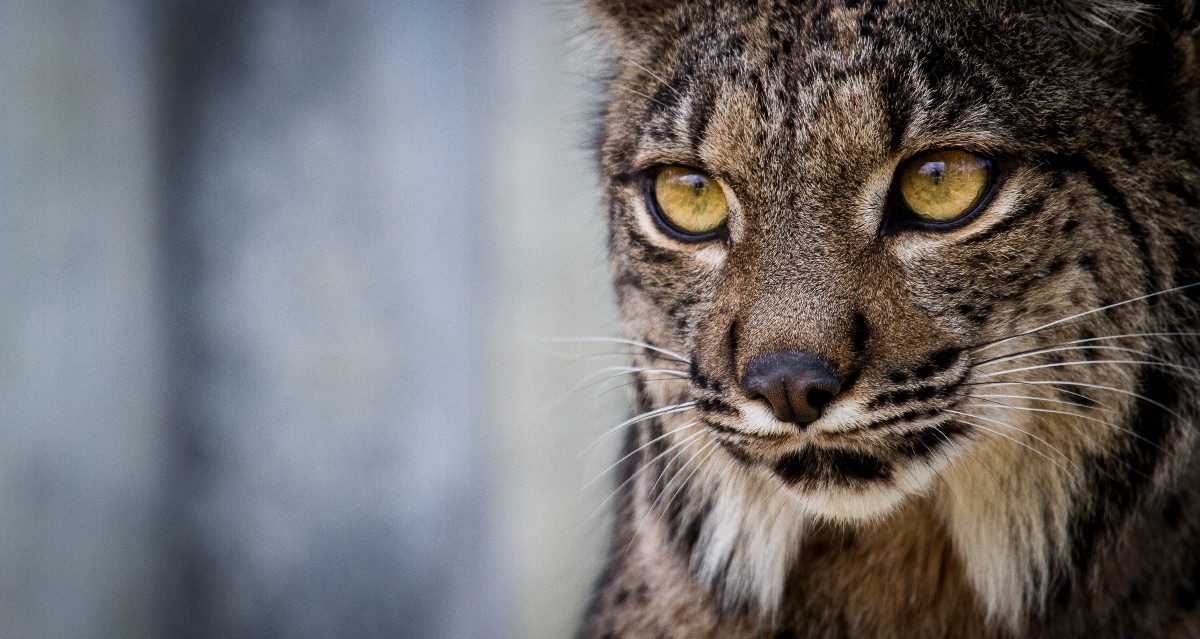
[897,150,992,224]
[647,166,729,240]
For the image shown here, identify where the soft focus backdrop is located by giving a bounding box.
[1,1,624,637]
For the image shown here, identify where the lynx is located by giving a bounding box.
[580,1,1200,637]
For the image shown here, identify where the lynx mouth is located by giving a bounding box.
[767,420,969,488]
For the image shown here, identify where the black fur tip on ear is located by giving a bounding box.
[1046,0,1200,46]
[1049,0,1153,44]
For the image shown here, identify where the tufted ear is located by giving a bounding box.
[1047,0,1198,44]
[1048,0,1200,122]
[583,0,689,46]
[1052,0,1153,41]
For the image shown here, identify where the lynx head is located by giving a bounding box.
[589,0,1200,626]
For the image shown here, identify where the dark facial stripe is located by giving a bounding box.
[687,89,714,151]
[880,62,915,153]
[1040,153,1161,291]
[1065,366,1177,593]
[861,406,941,430]
[960,193,1047,246]
[894,421,968,461]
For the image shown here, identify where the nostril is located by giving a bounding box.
[740,350,842,428]
[806,388,834,411]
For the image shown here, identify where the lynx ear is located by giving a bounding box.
[1049,0,1200,120]
[1053,0,1152,41]
[1049,0,1198,44]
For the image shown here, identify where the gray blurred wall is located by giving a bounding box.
[1,1,620,638]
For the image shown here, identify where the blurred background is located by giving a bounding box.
[1,1,626,637]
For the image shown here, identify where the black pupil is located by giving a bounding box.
[920,161,946,185]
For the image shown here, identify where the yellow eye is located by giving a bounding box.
[651,166,729,237]
[897,150,992,223]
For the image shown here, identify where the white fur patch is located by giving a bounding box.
[683,403,1084,630]
[686,443,948,619]
[693,460,810,619]
[934,401,1083,631]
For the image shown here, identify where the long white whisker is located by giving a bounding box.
[972,281,1200,354]
[583,428,708,526]
[951,416,1079,482]
[946,410,1081,475]
[964,399,1163,452]
[616,84,671,109]
[969,379,1187,423]
[595,376,690,400]
[929,424,1012,498]
[646,439,720,539]
[529,335,690,364]
[971,393,1113,412]
[564,350,697,366]
[619,54,684,98]
[547,366,689,411]
[975,344,1172,369]
[564,365,689,399]
[1068,331,1200,344]
[980,359,1200,382]
[579,402,698,459]
[585,421,703,488]
[624,437,718,556]
[963,380,1118,410]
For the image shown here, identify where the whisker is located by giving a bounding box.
[981,359,1200,382]
[616,84,671,109]
[585,421,703,488]
[968,379,1187,423]
[971,281,1200,354]
[644,439,721,544]
[562,350,697,366]
[928,424,1012,499]
[951,417,1080,483]
[964,399,1164,453]
[623,437,718,557]
[584,365,690,382]
[595,376,691,401]
[971,392,1113,412]
[966,397,1167,481]
[946,410,1081,476]
[975,344,1172,369]
[578,401,698,459]
[1067,331,1200,344]
[582,427,708,527]
[547,366,689,411]
[528,335,691,364]
[962,380,1117,410]
[618,54,684,98]
[644,433,712,511]
[564,365,689,399]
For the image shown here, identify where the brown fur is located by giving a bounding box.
[580,1,1200,637]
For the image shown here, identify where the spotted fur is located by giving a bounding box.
[578,1,1200,637]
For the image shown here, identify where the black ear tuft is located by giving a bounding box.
[1046,1,1200,121]
[1050,0,1154,45]
[1048,0,1199,46]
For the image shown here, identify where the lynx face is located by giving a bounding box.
[587,0,1200,630]
[601,0,1163,519]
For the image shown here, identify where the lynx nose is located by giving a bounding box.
[741,351,841,428]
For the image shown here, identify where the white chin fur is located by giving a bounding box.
[796,449,950,522]
[692,449,946,619]
[793,481,913,522]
